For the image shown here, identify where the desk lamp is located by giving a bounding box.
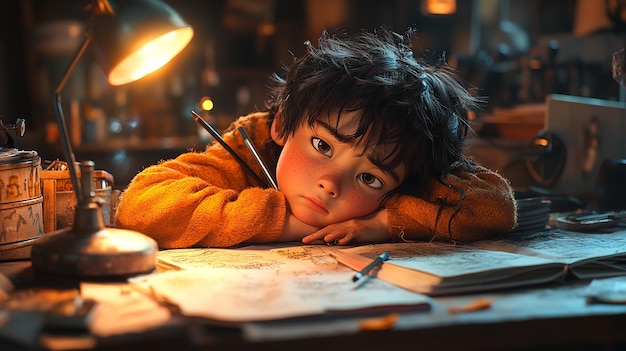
[31,0,194,278]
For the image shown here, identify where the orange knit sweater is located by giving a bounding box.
[115,112,517,248]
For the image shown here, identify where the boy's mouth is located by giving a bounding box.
[301,196,329,214]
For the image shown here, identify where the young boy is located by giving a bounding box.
[115,28,517,249]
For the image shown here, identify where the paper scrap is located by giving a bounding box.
[358,313,399,331]
[448,297,493,314]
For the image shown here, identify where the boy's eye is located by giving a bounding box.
[311,137,332,157]
[358,173,383,189]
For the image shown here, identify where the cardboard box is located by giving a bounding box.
[40,169,114,233]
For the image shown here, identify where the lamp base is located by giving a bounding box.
[31,225,157,279]
[31,161,157,279]
[31,197,157,279]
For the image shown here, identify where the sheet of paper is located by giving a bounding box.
[473,230,626,264]
[144,245,431,322]
[157,245,339,271]
[80,282,171,337]
[132,268,325,321]
[586,276,626,304]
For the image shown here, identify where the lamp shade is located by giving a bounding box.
[91,0,194,86]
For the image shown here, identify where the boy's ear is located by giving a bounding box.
[270,112,286,146]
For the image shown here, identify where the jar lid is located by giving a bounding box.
[0,148,39,164]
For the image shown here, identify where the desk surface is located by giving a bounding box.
[1,260,626,351]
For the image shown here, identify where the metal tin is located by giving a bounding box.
[0,156,41,204]
[0,155,44,261]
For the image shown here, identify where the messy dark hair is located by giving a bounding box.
[266,27,480,195]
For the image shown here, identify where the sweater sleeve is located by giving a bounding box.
[384,164,517,243]
[114,113,286,248]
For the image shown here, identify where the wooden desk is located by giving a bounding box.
[1,260,626,351]
[244,281,626,351]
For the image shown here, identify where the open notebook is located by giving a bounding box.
[332,228,626,295]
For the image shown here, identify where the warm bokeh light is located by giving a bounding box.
[534,137,549,147]
[201,97,214,111]
[529,59,542,70]
[108,27,194,86]
[424,0,456,15]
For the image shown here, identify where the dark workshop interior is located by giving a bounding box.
[1,0,623,192]
[2,2,626,351]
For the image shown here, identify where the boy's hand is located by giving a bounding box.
[301,209,389,245]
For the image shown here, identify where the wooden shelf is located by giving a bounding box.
[74,135,204,153]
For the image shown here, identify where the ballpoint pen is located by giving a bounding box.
[191,111,269,188]
[352,251,390,282]
[237,126,279,190]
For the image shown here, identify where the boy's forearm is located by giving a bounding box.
[116,160,288,248]
[384,168,517,243]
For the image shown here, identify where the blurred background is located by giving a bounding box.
[0,0,624,188]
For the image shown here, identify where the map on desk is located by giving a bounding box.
[139,228,626,321]
[132,245,432,322]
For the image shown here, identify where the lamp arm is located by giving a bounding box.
[53,33,93,204]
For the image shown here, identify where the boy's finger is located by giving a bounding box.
[302,232,326,243]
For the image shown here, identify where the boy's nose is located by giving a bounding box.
[317,177,339,198]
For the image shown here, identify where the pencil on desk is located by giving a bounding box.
[353,251,389,282]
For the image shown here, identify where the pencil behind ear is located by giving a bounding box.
[270,111,286,146]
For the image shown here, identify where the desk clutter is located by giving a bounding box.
[2,230,626,349]
[507,197,551,236]
[0,155,115,262]
[39,160,114,233]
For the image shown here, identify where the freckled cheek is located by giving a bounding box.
[276,146,317,186]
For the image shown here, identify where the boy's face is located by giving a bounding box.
[272,111,406,227]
